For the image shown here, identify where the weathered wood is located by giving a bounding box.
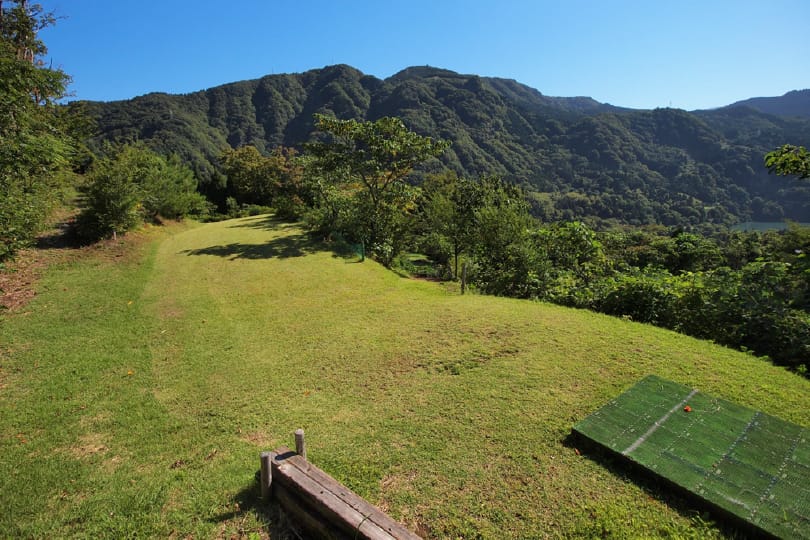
[270,446,421,540]
[259,451,272,499]
[294,428,306,460]
[461,261,468,295]
[273,481,349,539]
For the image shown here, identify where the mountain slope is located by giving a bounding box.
[82,65,810,225]
[723,89,810,118]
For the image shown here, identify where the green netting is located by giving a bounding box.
[573,375,810,539]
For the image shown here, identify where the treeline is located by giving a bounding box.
[217,114,810,375]
[0,1,84,259]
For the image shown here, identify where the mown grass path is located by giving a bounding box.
[2,215,808,538]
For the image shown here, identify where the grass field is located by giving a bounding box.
[2,214,809,538]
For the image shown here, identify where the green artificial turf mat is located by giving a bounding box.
[573,375,810,539]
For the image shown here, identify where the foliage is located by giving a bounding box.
[219,145,309,219]
[417,171,485,277]
[468,177,543,298]
[76,144,208,239]
[765,144,810,180]
[86,65,810,227]
[0,1,77,260]
[306,113,449,265]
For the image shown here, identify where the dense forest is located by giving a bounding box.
[81,64,810,227]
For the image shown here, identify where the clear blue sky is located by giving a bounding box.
[41,0,809,110]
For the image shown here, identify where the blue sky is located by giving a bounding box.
[41,0,809,110]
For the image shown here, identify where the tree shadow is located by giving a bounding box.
[562,432,756,539]
[181,233,318,260]
[207,477,298,539]
[227,215,300,233]
[183,219,362,262]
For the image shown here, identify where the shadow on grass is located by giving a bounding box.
[208,479,298,539]
[181,233,319,260]
[227,215,299,232]
[562,433,753,538]
[182,220,362,262]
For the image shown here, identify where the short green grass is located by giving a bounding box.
[2,214,809,538]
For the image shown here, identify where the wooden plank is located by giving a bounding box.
[273,481,352,540]
[270,447,421,540]
[282,453,419,539]
[272,455,392,539]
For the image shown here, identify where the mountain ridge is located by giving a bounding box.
[721,89,810,118]
[82,64,810,226]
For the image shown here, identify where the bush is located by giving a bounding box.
[598,271,676,326]
[76,144,207,240]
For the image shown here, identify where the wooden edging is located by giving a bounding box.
[260,441,421,540]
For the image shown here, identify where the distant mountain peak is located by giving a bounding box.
[724,89,810,118]
[386,66,465,83]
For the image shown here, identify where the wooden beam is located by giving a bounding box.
[270,447,421,540]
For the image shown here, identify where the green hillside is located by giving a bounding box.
[81,65,810,225]
[1,216,808,538]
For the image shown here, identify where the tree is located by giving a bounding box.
[76,144,207,240]
[306,114,449,265]
[418,171,483,278]
[0,0,77,260]
[469,177,542,298]
[765,144,810,180]
[220,145,308,218]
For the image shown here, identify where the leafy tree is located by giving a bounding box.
[418,171,483,278]
[76,144,207,240]
[306,114,449,265]
[221,145,275,206]
[75,153,142,239]
[470,177,542,297]
[765,144,810,180]
[221,145,309,219]
[0,0,77,260]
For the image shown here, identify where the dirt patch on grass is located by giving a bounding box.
[70,433,109,458]
[241,431,275,447]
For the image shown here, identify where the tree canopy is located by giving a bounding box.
[765,144,810,180]
[0,0,77,260]
[306,114,449,264]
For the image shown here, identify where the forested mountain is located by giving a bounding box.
[722,89,810,119]
[80,64,810,226]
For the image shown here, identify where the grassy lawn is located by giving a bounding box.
[2,214,808,538]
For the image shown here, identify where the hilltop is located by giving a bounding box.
[81,65,810,226]
[722,89,810,118]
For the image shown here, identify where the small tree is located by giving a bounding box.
[306,114,449,265]
[418,171,483,278]
[76,144,207,240]
[470,177,542,298]
[221,145,308,219]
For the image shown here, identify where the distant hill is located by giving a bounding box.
[81,65,810,226]
[722,89,810,119]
